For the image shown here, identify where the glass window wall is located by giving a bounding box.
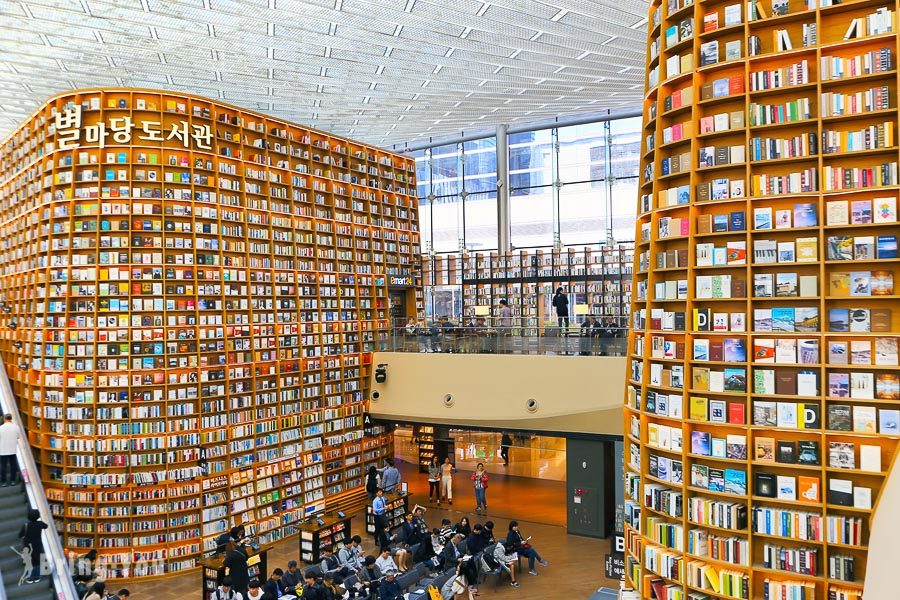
[411,110,641,256]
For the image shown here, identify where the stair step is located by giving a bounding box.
[6,582,54,600]
[0,496,28,511]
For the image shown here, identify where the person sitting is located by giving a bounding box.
[339,535,365,572]
[439,518,454,543]
[82,582,107,600]
[357,555,383,599]
[465,524,487,555]
[379,570,404,600]
[244,580,266,600]
[323,572,345,600]
[302,571,327,600]
[375,546,402,574]
[211,577,243,600]
[454,517,471,538]
[400,512,422,546]
[281,560,302,595]
[430,527,445,556]
[492,542,520,588]
[482,521,496,545]
[506,520,549,575]
[441,533,464,568]
[412,529,437,569]
[262,568,284,599]
[319,546,350,584]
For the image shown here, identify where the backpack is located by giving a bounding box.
[480,545,500,571]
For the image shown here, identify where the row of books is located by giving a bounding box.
[822,122,894,153]
[822,162,899,191]
[820,86,891,118]
[829,270,894,297]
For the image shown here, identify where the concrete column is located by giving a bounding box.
[495,124,510,252]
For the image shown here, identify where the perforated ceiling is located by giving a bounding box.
[0,0,649,145]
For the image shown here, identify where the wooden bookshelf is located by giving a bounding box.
[413,424,436,473]
[0,88,422,580]
[424,245,634,333]
[626,1,900,598]
[298,513,352,564]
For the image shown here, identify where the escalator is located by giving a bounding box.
[0,482,53,600]
[0,362,79,600]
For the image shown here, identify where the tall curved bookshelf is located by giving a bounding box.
[0,89,419,580]
[625,1,900,598]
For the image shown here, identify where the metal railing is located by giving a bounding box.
[387,325,628,356]
[0,362,79,600]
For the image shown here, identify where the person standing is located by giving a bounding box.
[471,463,489,514]
[19,508,47,584]
[498,299,513,352]
[439,456,455,505]
[365,465,378,499]
[552,287,569,330]
[427,456,441,503]
[222,541,250,595]
[379,459,401,493]
[500,433,512,466]
[0,413,18,486]
[371,488,387,545]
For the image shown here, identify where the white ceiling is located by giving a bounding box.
[0,0,649,146]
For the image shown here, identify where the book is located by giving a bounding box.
[873,197,897,223]
[797,441,819,465]
[753,437,775,462]
[700,41,719,65]
[798,476,819,503]
[776,475,796,500]
[777,440,796,463]
[692,431,712,456]
[724,468,747,495]
[879,409,900,434]
[828,478,853,506]
[860,445,882,472]
[828,404,852,431]
[829,442,855,469]
[724,3,742,25]
[755,472,776,497]
[854,487,872,510]
[853,405,877,433]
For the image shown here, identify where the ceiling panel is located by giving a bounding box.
[0,0,648,145]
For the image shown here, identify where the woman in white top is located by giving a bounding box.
[439,457,456,505]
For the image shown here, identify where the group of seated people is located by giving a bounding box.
[210,510,547,600]
[71,549,131,600]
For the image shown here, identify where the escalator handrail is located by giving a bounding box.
[0,362,80,600]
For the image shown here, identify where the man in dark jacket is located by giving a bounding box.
[302,571,328,600]
[441,533,464,567]
[465,524,487,555]
[222,542,250,595]
[379,571,403,600]
[262,568,284,599]
[20,509,47,584]
[281,560,302,594]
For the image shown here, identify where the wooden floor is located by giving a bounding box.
[127,460,618,599]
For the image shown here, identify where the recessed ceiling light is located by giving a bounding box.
[369,82,378,90]
[575,51,591,60]
[362,96,371,104]
[392,24,403,37]
[460,27,472,38]
[476,2,489,16]
[328,22,337,35]
[549,8,568,21]
[334,0,342,9]
[529,31,542,41]
[444,48,455,58]
[630,17,648,28]
[508,49,521,59]
[404,0,415,11]
[376,65,385,75]
[432,65,443,74]
[421,80,430,88]
[553,65,566,73]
